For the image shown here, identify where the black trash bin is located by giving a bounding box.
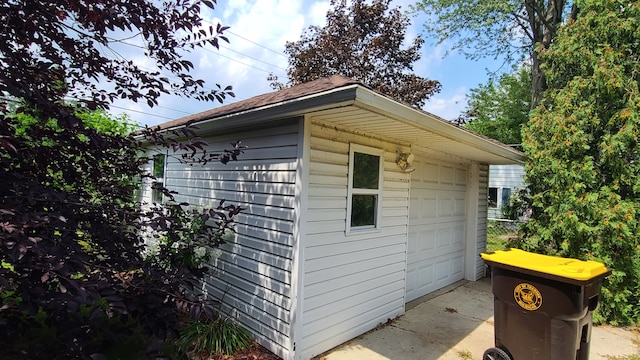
[480,248,611,360]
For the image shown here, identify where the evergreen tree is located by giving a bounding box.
[520,0,640,325]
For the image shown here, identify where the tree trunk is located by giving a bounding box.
[531,45,546,108]
[526,0,567,109]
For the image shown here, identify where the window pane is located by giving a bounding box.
[353,152,379,189]
[152,181,163,203]
[488,187,498,208]
[502,188,511,207]
[351,195,376,227]
[153,154,165,178]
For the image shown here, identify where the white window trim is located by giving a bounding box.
[151,152,167,204]
[346,143,384,234]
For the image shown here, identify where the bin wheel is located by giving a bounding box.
[483,347,511,360]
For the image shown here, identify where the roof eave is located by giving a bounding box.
[352,87,525,165]
[160,85,361,136]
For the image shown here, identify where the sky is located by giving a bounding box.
[109,0,503,127]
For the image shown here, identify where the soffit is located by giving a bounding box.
[307,104,522,165]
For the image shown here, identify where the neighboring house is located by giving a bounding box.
[487,164,526,219]
[142,75,524,360]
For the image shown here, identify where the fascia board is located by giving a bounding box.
[158,86,359,138]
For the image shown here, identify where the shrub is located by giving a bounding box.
[521,0,640,325]
[177,317,253,357]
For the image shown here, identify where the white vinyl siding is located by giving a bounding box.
[475,163,490,279]
[299,120,409,359]
[488,164,525,218]
[163,119,301,359]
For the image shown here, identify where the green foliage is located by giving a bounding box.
[1,107,244,357]
[144,202,230,270]
[413,0,574,108]
[606,355,640,360]
[521,0,640,325]
[413,0,525,62]
[486,220,518,252]
[457,349,473,360]
[177,317,253,357]
[75,110,137,137]
[0,305,182,360]
[465,66,532,145]
[501,188,529,220]
[1,0,242,357]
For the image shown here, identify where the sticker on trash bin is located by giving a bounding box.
[514,283,542,311]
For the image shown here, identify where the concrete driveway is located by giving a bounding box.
[316,279,639,360]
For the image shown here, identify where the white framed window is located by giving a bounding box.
[501,188,512,208]
[346,144,384,233]
[488,187,498,208]
[151,153,166,203]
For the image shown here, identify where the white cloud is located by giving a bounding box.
[423,86,469,121]
[306,1,330,28]
[104,0,488,128]
[412,41,447,79]
[191,0,318,94]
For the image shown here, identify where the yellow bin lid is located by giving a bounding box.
[481,248,610,283]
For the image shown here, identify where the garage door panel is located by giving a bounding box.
[410,228,460,259]
[451,254,464,277]
[452,226,465,247]
[408,228,435,251]
[454,198,466,216]
[406,158,467,302]
[435,259,450,281]
[437,228,452,248]
[409,196,437,219]
[435,253,464,284]
[438,198,453,216]
[406,263,434,296]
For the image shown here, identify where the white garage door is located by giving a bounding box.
[406,158,468,302]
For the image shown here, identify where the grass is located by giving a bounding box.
[457,349,473,359]
[486,220,518,252]
[177,317,253,357]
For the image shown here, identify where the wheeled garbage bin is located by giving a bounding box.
[480,248,611,360]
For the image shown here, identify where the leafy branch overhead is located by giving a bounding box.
[462,66,532,146]
[0,0,234,122]
[0,1,247,358]
[283,0,440,108]
[413,0,576,108]
[141,124,246,166]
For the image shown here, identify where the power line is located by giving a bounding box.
[201,46,277,75]
[226,29,288,59]
[199,18,287,59]
[106,103,174,121]
[219,44,287,71]
[97,34,286,92]
[156,105,191,115]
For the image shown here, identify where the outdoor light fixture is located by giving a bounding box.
[396,152,416,173]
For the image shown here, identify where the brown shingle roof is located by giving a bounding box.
[154,75,362,130]
[146,74,523,163]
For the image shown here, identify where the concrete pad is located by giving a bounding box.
[316,279,639,360]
